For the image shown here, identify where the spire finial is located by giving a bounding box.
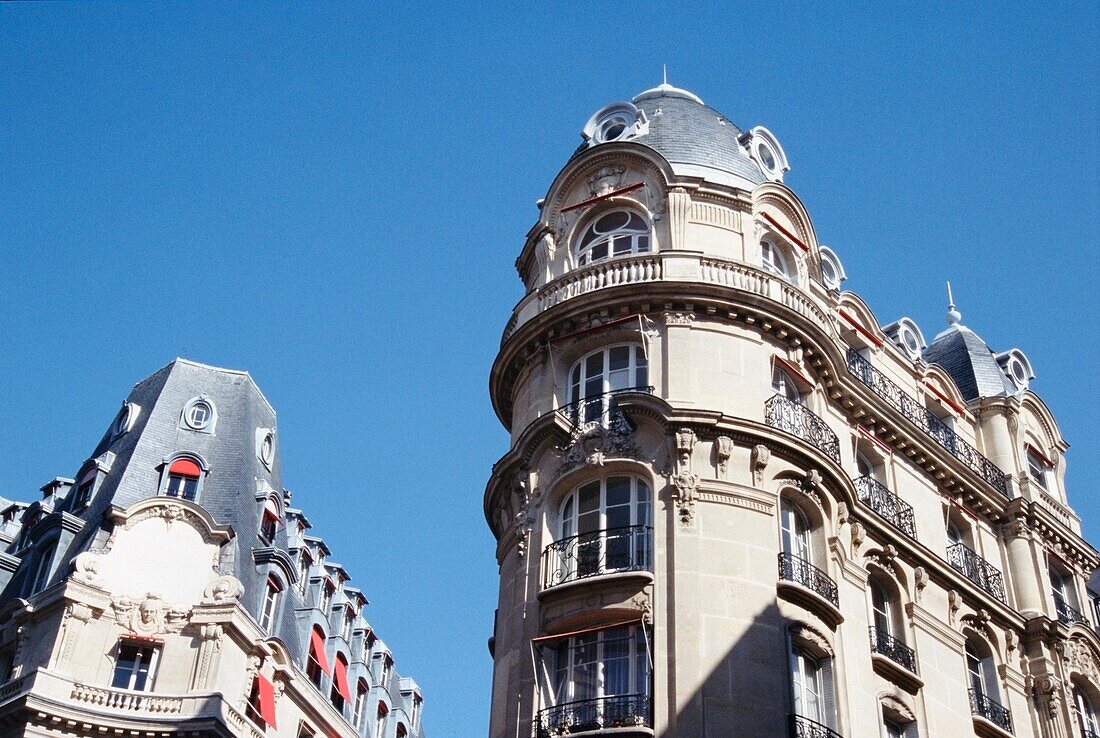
[662,64,668,86]
[946,281,962,325]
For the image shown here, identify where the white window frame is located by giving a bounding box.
[259,577,281,632]
[545,625,651,708]
[112,641,160,692]
[556,476,652,582]
[27,540,57,595]
[568,344,649,426]
[1076,688,1099,737]
[965,640,1000,702]
[574,209,651,267]
[780,499,812,563]
[790,646,824,724]
[762,238,796,283]
[772,366,802,405]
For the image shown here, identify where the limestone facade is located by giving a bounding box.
[484,84,1098,738]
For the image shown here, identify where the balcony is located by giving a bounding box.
[543,525,653,590]
[869,626,916,673]
[535,694,652,737]
[778,552,840,616]
[765,395,840,463]
[557,387,654,434]
[846,349,1008,496]
[1054,592,1089,627]
[855,476,916,539]
[969,689,1013,735]
[788,714,842,738]
[947,544,1007,604]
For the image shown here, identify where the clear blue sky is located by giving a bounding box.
[1,4,1096,736]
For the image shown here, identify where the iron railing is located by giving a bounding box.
[557,387,654,431]
[535,694,651,737]
[1054,593,1089,627]
[947,543,1007,604]
[765,395,841,463]
[778,552,839,608]
[855,476,916,539]
[788,714,842,738]
[1082,725,1100,738]
[869,626,917,673]
[542,525,652,589]
[969,689,1013,734]
[846,349,1008,496]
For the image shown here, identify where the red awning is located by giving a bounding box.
[333,656,352,702]
[168,458,201,477]
[310,628,331,675]
[256,674,278,729]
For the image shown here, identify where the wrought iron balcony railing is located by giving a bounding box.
[778,552,839,608]
[1054,592,1089,627]
[543,525,652,590]
[869,626,917,673]
[846,349,1008,496]
[788,714,842,738]
[855,476,916,539]
[765,395,841,463]
[969,689,1013,734]
[557,387,654,432]
[1082,725,1100,738]
[535,694,651,737]
[947,543,1007,604]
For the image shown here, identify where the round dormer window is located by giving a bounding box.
[185,400,213,430]
[757,143,777,172]
[1008,357,1028,388]
[261,432,275,466]
[901,327,921,355]
[820,258,837,287]
[113,402,138,436]
[596,114,630,143]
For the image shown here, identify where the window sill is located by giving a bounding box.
[537,725,653,738]
[538,570,654,602]
[972,715,1014,738]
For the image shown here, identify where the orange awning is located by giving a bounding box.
[310,628,331,675]
[256,674,278,729]
[333,656,352,702]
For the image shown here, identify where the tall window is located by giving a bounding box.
[353,680,369,729]
[1076,688,1099,738]
[575,210,650,266]
[164,457,201,501]
[870,581,898,637]
[375,703,389,738]
[245,677,267,728]
[856,452,876,479]
[307,626,330,687]
[331,653,351,711]
[380,655,393,687]
[260,497,280,541]
[546,626,650,717]
[259,576,282,632]
[319,580,334,614]
[569,345,648,425]
[772,366,802,404]
[72,469,97,510]
[396,725,408,738]
[790,647,825,724]
[780,500,811,563]
[965,640,999,702]
[112,642,159,691]
[297,552,312,596]
[27,540,57,596]
[1027,448,1052,492]
[884,716,909,738]
[558,476,651,582]
[341,607,355,641]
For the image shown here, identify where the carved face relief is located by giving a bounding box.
[587,166,626,198]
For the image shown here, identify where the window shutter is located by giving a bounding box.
[822,657,837,730]
[257,674,278,729]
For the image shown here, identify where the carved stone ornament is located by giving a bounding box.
[850,520,866,557]
[535,231,557,282]
[201,575,242,604]
[112,593,191,636]
[676,428,697,468]
[948,590,960,626]
[557,416,639,477]
[715,436,733,476]
[587,165,626,198]
[836,501,849,526]
[871,545,898,568]
[663,311,695,327]
[669,472,700,524]
[789,622,833,658]
[510,470,535,559]
[1033,674,1062,720]
[71,551,103,585]
[630,593,653,624]
[751,444,770,484]
[914,566,928,604]
[1058,637,1100,685]
[966,608,992,633]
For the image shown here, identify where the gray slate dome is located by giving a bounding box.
[923,305,1016,401]
[576,84,771,189]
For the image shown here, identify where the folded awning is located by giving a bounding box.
[333,656,352,702]
[310,628,331,675]
[256,674,278,729]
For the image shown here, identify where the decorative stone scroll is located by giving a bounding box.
[201,575,242,604]
[111,593,191,636]
[669,427,700,524]
[714,436,733,476]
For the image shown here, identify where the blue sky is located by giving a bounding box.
[0,3,1096,736]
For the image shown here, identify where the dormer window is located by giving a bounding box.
[72,468,97,511]
[1027,447,1053,493]
[260,496,280,542]
[817,246,846,291]
[583,102,648,146]
[761,239,796,283]
[164,457,202,501]
[181,396,216,433]
[575,210,650,266]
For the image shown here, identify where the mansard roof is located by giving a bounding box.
[924,322,1015,401]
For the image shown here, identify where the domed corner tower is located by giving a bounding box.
[485,82,844,738]
[487,83,1099,738]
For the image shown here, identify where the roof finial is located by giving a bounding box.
[946,281,962,325]
[663,64,668,86]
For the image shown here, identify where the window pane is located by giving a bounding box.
[608,346,630,372]
[605,477,631,508]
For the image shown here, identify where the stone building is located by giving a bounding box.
[0,359,424,738]
[483,82,1099,738]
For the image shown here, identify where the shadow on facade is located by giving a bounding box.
[663,602,790,738]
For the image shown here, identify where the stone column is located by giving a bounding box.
[1004,516,1044,617]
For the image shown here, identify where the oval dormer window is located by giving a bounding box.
[596,113,630,142]
[575,210,650,266]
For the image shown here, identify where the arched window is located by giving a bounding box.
[554,476,652,584]
[374,703,389,738]
[868,578,913,671]
[761,239,795,283]
[568,344,648,425]
[790,646,825,724]
[353,679,369,729]
[574,209,650,266]
[1075,687,1099,738]
[331,652,351,711]
[870,580,896,637]
[260,496,280,542]
[780,499,811,563]
[306,625,330,687]
[26,539,57,596]
[965,639,999,702]
[396,725,408,738]
[164,457,202,501]
[772,366,802,404]
[1027,447,1053,493]
[547,625,650,726]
